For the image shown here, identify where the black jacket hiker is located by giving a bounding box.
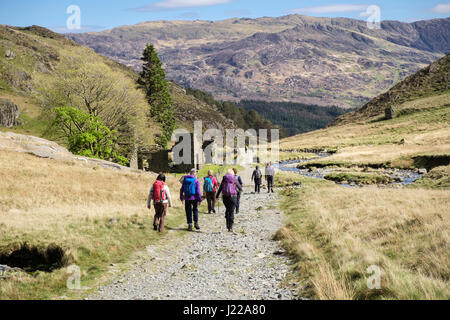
[251,167,262,193]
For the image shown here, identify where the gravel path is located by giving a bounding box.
[89,173,299,300]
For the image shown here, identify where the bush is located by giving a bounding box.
[53,106,128,165]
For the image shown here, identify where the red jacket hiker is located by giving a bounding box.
[147,175,172,232]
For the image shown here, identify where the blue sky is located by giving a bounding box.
[0,0,449,33]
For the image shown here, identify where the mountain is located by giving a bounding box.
[67,15,450,109]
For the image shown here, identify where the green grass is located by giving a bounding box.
[409,165,450,189]
[324,172,392,185]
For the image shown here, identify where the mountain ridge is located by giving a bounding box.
[67,15,450,108]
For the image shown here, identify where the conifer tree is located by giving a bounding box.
[138,44,175,148]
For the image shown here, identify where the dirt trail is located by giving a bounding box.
[89,167,298,300]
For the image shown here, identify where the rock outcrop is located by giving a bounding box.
[0,98,21,127]
[5,49,15,60]
[0,131,132,171]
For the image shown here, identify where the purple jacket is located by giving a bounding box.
[180,175,202,202]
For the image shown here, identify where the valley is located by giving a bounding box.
[0,13,449,301]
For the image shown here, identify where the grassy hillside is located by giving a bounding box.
[276,55,450,299]
[281,54,450,168]
[0,25,235,152]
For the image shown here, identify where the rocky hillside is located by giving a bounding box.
[0,25,235,144]
[68,15,450,108]
[332,53,450,125]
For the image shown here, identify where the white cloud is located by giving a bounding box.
[288,4,368,15]
[133,0,233,11]
[431,3,450,14]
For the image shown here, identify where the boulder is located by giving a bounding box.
[0,98,21,127]
[5,49,15,60]
[418,168,427,175]
[0,131,132,171]
[385,106,396,119]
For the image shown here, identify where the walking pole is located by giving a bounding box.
[215,172,219,215]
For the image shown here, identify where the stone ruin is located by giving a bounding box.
[385,106,396,120]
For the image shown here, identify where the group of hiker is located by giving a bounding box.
[147,163,276,233]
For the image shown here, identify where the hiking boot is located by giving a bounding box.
[188,224,193,231]
[194,223,200,230]
[153,224,158,231]
[212,209,216,214]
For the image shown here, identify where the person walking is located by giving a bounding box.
[233,168,243,214]
[216,168,242,232]
[251,165,262,193]
[180,168,202,231]
[265,162,275,193]
[203,170,219,214]
[147,174,172,232]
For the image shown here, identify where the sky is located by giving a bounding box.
[0,0,449,33]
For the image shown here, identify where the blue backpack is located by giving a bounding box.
[183,177,197,197]
[204,177,213,192]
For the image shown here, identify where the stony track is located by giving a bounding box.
[89,185,299,300]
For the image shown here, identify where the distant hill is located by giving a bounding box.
[68,15,450,108]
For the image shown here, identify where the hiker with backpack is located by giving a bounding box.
[147,174,172,232]
[251,165,262,193]
[232,168,243,214]
[265,162,275,193]
[203,170,219,214]
[216,168,242,232]
[180,168,202,231]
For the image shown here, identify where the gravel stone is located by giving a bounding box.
[88,186,298,300]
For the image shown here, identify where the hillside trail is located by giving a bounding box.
[88,165,299,300]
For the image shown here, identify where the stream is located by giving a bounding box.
[275,153,423,188]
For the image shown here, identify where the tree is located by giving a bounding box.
[53,106,128,165]
[35,60,154,165]
[138,44,175,148]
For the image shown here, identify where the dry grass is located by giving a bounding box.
[276,173,450,299]
[0,150,186,299]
